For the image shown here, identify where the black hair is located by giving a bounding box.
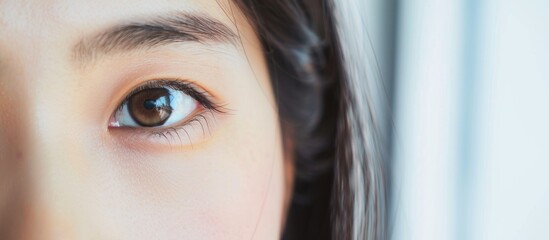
[233,0,388,239]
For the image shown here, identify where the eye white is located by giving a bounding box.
[110,87,197,127]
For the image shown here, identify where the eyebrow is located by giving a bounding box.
[73,12,238,65]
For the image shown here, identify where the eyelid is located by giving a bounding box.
[116,79,226,115]
[108,78,228,149]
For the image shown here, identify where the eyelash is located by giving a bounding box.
[114,79,227,146]
[117,79,223,114]
[128,110,219,148]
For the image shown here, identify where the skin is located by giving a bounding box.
[0,0,292,239]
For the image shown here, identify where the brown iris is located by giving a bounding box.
[128,88,173,127]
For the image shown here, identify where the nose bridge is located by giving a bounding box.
[0,12,98,239]
[4,68,93,239]
[0,91,85,240]
[21,86,92,240]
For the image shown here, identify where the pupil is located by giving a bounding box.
[144,99,156,110]
[128,88,173,127]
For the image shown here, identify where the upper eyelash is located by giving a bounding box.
[117,79,228,114]
[110,79,228,148]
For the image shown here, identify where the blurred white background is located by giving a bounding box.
[363,0,549,239]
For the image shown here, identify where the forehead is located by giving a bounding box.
[0,0,236,46]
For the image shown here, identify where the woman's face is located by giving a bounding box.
[0,0,290,239]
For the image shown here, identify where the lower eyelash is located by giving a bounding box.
[110,79,231,149]
[144,109,218,149]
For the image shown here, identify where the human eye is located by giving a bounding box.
[108,79,224,146]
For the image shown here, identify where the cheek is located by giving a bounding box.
[90,104,284,240]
